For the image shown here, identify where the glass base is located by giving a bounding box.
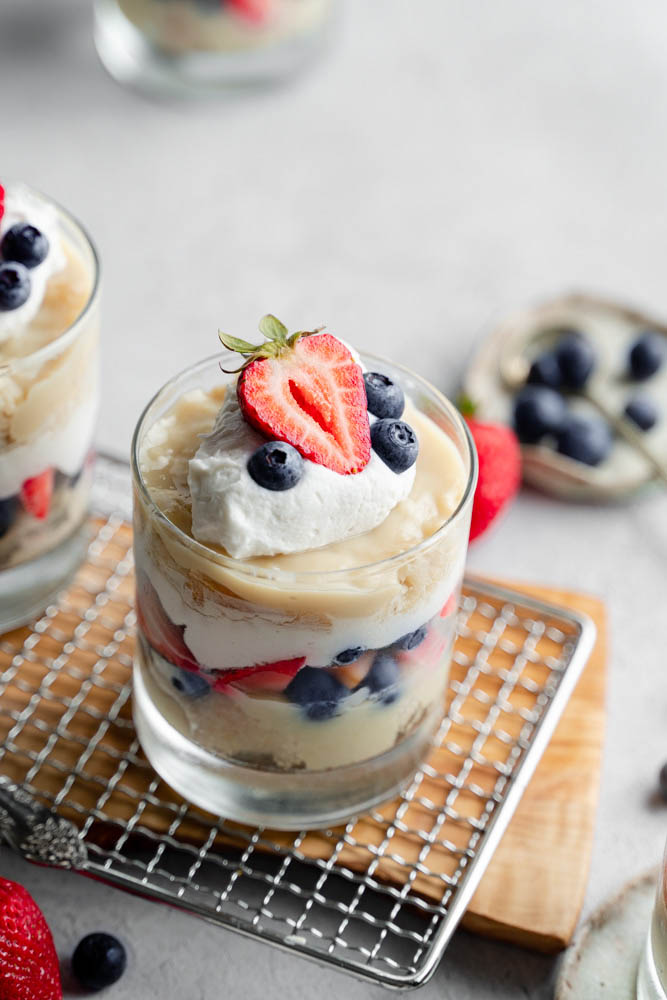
[133,659,439,830]
[637,933,667,1000]
[94,0,334,97]
[0,520,90,633]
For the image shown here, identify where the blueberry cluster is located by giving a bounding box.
[0,222,49,311]
[169,622,432,722]
[247,370,418,489]
[513,328,664,466]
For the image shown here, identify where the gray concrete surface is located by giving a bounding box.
[1,0,667,996]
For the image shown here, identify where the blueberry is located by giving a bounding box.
[333,646,366,665]
[247,441,304,491]
[624,395,658,432]
[285,666,347,720]
[629,331,664,380]
[395,625,428,650]
[527,351,562,389]
[1,223,49,269]
[556,414,613,466]
[71,933,127,991]
[171,668,210,698]
[371,419,418,473]
[0,262,31,311]
[355,653,401,704]
[363,372,405,419]
[513,386,567,444]
[0,495,19,539]
[555,331,596,388]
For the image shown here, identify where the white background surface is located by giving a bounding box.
[2,1,667,996]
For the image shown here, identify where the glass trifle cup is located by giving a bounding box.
[0,184,100,631]
[95,0,337,96]
[131,350,476,829]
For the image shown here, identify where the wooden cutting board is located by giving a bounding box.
[463,584,606,952]
[0,520,606,954]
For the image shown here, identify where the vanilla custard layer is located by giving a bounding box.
[0,240,98,469]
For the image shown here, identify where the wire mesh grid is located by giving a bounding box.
[0,455,596,989]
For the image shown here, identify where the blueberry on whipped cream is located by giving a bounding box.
[188,314,421,559]
[0,183,65,341]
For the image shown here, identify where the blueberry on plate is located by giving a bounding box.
[556,414,613,466]
[0,495,19,539]
[1,222,49,269]
[513,386,567,444]
[71,932,127,991]
[371,419,418,473]
[0,262,31,311]
[333,646,366,665]
[355,653,401,705]
[395,625,428,650]
[527,351,562,389]
[247,441,304,491]
[171,668,210,698]
[624,395,658,432]
[363,372,405,420]
[628,330,665,380]
[555,330,596,388]
[285,666,347,720]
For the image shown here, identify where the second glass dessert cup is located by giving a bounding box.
[0,191,100,631]
[131,354,477,829]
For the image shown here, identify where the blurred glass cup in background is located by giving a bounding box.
[94,0,337,95]
[637,840,667,999]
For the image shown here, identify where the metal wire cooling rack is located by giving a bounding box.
[0,453,596,989]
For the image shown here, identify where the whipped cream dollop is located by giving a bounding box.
[0,185,66,344]
[188,387,417,560]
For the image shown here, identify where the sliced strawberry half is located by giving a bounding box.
[20,469,54,520]
[221,317,371,476]
[227,0,271,22]
[135,573,201,673]
[214,657,305,694]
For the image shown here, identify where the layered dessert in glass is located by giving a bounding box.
[0,183,100,630]
[132,316,476,828]
[95,0,336,95]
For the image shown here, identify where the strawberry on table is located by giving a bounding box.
[459,398,521,542]
[220,315,371,476]
[19,469,54,520]
[0,878,62,1000]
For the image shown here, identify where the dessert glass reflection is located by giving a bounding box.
[0,184,100,631]
[95,0,336,96]
[131,328,475,829]
[638,840,667,1000]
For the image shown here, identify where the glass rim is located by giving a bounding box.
[131,350,478,581]
[0,184,101,377]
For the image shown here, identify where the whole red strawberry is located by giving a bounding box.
[0,879,62,1000]
[461,400,521,542]
[220,315,371,476]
